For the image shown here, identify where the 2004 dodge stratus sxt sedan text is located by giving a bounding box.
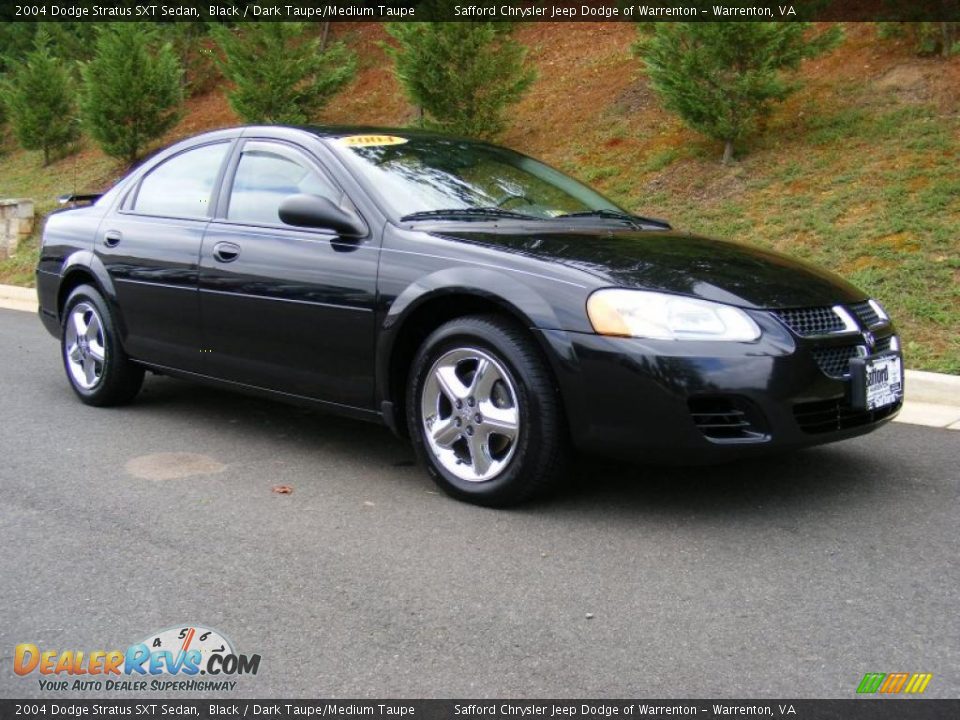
[36,126,904,506]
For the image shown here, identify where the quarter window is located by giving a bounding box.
[133,143,229,218]
[227,149,338,225]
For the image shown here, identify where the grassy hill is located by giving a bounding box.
[1,22,957,372]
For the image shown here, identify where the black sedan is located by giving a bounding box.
[36,126,904,505]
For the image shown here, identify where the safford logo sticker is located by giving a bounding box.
[14,626,260,692]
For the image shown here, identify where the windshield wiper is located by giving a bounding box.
[556,209,671,229]
[400,207,537,222]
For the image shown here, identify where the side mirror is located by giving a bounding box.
[278,194,365,237]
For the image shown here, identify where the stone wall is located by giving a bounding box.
[1,199,35,259]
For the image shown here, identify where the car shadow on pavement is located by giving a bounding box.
[553,442,896,520]
[131,374,413,462]
[130,374,899,519]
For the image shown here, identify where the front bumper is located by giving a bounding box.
[535,312,901,463]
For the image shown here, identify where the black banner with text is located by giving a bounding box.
[2,1,959,23]
[2,700,960,720]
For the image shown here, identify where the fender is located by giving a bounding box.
[385,265,564,330]
[375,265,582,423]
[61,250,118,307]
[58,251,133,344]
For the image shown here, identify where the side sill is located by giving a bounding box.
[136,361,384,425]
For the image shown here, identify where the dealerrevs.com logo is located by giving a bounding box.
[14,626,260,692]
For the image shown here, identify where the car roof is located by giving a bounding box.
[202,125,488,145]
[170,125,494,152]
[301,125,459,139]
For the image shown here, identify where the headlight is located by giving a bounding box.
[586,289,761,341]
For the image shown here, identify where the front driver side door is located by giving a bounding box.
[198,140,379,409]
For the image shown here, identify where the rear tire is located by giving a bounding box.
[407,314,568,506]
[61,284,144,406]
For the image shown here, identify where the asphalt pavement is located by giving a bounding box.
[1,307,957,699]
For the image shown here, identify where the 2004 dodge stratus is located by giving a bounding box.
[36,127,904,506]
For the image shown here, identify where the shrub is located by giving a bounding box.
[213,22,356,124]
[877,22,958,57]
[164,22,221,98]
[638,22,841,163]
[79,24,183,165]
[2,30,80,165]
[384,22,535,139]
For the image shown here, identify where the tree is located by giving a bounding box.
[0,23,99,77]
[162,21,220,98]
[638,22,841,163]
[0,22,37,74]
[212,22,356,125]
[877,22,958,58]
[384,22,535,139]
[79,24,183,165]
[2,30,80,165]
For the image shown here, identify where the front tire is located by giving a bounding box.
[61,284,144,406]
[407,314,568,506]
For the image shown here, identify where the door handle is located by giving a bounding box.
[103,230,122,248]
[212,242,241,263]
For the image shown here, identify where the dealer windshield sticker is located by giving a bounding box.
[13,625,260,693]
[337,134,409,147]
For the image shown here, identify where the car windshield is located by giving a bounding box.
[329,134,627,222]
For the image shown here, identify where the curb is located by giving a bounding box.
[0,283,957,426]
[0,284,36,303]
[905,369,960,407]
[0,284,38,314]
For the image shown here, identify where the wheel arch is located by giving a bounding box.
[57,252,127,341]
[58,252,117,313]
[377,267,569,438]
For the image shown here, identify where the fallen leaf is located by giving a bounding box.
[271,485,293,495]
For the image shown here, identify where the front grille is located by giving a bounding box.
[810,336,898,379]
[875,335,896,353]
[688,396,767,442]
[776,301,890,338]
[813,345,862,379]
[775,307,845,336]
[794,397,901,434]
[850,300,882,328]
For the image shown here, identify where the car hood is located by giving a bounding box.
[433,226,865,309]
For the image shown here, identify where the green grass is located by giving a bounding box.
[643,147,682,172]
[0,136,121,288]
[581,164,621,183]
[0,235,38,287]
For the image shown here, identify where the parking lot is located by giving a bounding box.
[1,307,957,698]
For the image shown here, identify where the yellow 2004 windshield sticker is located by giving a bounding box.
[337,135,408,147]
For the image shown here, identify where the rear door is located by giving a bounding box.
[198,139,379,409]
[98,141,231,372]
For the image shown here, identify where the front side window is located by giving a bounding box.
[133,143,229,218]
[227,148,338,225]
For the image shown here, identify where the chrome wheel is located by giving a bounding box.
[420,347,521,483]
[64,301,106,390]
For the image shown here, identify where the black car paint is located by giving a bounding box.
[432,227,867,309]
[37,126,898,461]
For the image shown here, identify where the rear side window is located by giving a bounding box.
[227,149,338,225]
[133,143,229,218]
